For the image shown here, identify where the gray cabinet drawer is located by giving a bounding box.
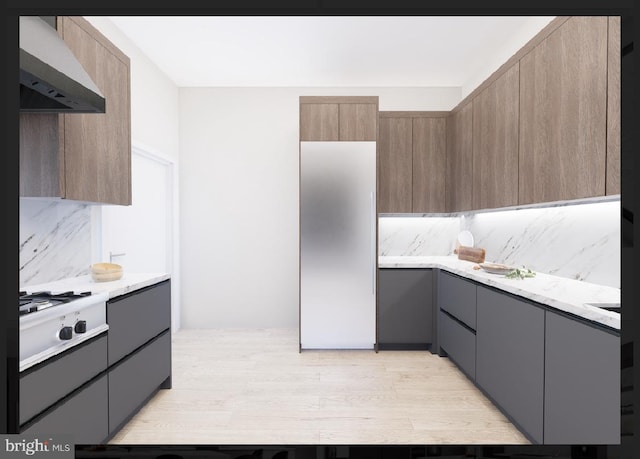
[544,311,620,444]
[476,285,545,443]
[438,310,476,380]
[108,330,171,433]
[20,334,108,425]
[21,374,108,444]
[378,269,433,345]
[438,271,477,329]
[107,280,171,365]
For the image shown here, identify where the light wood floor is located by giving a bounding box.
[108,328,530,445]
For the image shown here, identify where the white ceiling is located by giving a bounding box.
[106,16,556,88]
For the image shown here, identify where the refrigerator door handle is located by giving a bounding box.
[370,190,375,295]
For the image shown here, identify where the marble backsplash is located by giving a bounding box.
[20,199,93,287]
[20,197,620,289]
[460,200,620,288]
[379,200,620,289]
[378,217,460,256]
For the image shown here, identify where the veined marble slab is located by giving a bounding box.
[378,217,459,256]
[379,200,620,289]
[20,273,170,300]
[19,199,93,285]
[379,255,621,331]
[460,200,620,288]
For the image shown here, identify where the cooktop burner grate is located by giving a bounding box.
[19,291,93,315]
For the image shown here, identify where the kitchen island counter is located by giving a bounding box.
[20,273,170,300]
[380,255,620,330]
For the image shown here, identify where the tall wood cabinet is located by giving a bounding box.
[378,115,412,213]
[472,63,520,210]
[20,16,131,205]
[443,16,618,212]
[606,16,621,196]
[378,112,447,213]
[518,16,608,205]
[445,102,473,212]
[413,117,446,213]
[299,96,378,141]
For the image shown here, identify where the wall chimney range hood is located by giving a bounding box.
[19,16,106,113]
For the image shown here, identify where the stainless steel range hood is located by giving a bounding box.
[19,16,106,113]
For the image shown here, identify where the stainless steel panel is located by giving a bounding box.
[300,141,376,349]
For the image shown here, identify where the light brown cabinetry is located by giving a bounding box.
[299,96,378,141]
[445,103,473,212]
[518,16,608,205]
[20,16,131,205]
[378,116,413,213]
[340,103,378,141]
[299,103,339,141]
[378,112,447,214]
[472,62,520,210]
[413,117,446,213]
[606,16,621,196]
[444,16,618,211]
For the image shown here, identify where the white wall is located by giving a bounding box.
[76,16,556,330]
[179,87,460,329]
[85,17,180,162]
[83,18,182,328]
[461,16,556,99]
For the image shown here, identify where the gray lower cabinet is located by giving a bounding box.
[437,270,477,380]
[106,279,172,437]
[108,330,172,433]
[544,310,620,444]
[20,335,108,425]
[438,310,476,380]
[107,279,171,365]
[18,279,172,443]
[378,269,433,348]
[438,271,477,329]
[435,269,620,444]
[21,374,108,444]
[475,285,545,444]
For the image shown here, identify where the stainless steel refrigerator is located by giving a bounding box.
[300,141,376,349]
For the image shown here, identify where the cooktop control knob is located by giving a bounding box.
[74,320,87,334]
[59,326,73,340]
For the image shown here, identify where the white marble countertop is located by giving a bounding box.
[20,273,171,300]
[379,255,621,331]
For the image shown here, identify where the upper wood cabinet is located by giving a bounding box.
[518,16,608,205]
[340,103,378,141]
[445,102,473,212]
[472,62,520,210]
[299,96,378,141]
[377,115,412,213]
[378,112,447,214]
[20,16,132,205]
[413,117,446,213]
[299,103,339,141]
[606,16,621,196]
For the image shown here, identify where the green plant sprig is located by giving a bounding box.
[505,267,536,279]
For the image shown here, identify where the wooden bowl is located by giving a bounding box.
[91,262,123,282]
